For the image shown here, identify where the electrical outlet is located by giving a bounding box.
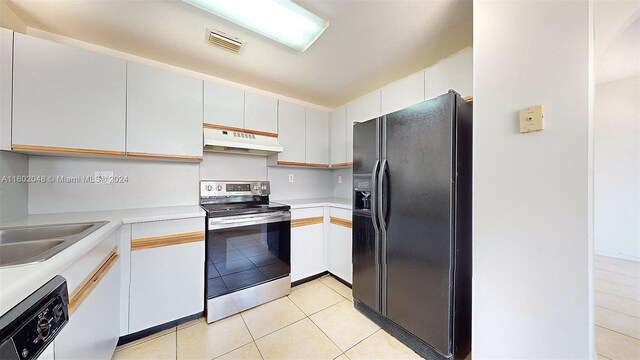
[338,175,343,184]
[95,170,114,184]
[288,174,294,183]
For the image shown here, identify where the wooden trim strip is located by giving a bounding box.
[69,247,119,315]
[463,96,473,103]
[330,162,353,168]
[204,123,278,138]
[12,144,126,157]
[131,231,205,251]
[291,216,324,228]
[126,152,203,162]
[330,217,352,229]
[277,161,330,168]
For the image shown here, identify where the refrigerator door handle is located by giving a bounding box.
[378,159,388,232]
[371,160,380,231]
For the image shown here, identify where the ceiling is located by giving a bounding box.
[4,0,473,108]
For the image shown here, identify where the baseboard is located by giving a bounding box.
[595,251,640,262]
[291,271,329,287]
[117,312,203,346]
[328,272,353,289]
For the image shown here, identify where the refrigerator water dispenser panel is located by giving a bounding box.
[354,177,372,211]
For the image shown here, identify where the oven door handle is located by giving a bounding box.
[208,211,291,229]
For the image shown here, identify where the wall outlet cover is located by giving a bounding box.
[288,174,294,183]
[519,105,544,133]
[338,175,343,184]
[95,170,114,184]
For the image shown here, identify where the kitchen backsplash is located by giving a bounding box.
[28,155,200,214]
[20,152,346,215]
[268,167,333,200]
[332,168,352,199]
[0,151,29,220]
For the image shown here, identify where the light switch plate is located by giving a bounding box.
[519,105,544,133]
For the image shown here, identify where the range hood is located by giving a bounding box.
[203,128,283,156]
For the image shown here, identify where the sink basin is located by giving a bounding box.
[0,221,108,267]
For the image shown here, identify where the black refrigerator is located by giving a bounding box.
[352,91,472,360]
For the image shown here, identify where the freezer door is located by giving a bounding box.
[382,93,455,356]
[352,118,379,176]
[352,118,381,312]
[352,213,379,311]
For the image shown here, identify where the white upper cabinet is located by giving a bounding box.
[330,106,347,166]
[305,108,329,165]
[204,81,244,129]
[245,92,278,136]
[381,71,425,115]
[275,100,306,164]
[424,47,473,100]
[127,62,203,160]
[346,91,380,162]
[12,33,126,154]
[0,28,12,151]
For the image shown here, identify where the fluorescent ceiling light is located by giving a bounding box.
[183,0,328,52]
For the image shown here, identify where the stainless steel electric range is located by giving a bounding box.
[200,180,291,323]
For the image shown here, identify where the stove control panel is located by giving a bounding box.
[200,181,270,198]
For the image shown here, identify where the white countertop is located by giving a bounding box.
[0,205,205,316]
[273,198,352,210]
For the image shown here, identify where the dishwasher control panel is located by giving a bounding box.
[0,276,69,360]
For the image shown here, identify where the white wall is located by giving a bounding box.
[473,1,593,358]
[200,152,267,181]
[28,156,200,214]
[0,150,28,219]
[594,76,640,261]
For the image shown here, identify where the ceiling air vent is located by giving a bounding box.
[206,28,243,54]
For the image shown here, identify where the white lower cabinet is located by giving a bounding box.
[128,218,205,333]
[290,206,352,284]
[328,208,353,284]
[290,208,325,282]
[55,258,120,360]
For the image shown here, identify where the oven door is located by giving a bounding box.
[206,211,291,301]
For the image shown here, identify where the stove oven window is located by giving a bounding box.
[207,222,290,299]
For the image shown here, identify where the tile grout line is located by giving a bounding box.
[596,325,640,341]
[238,311,266,360]
[596,304,640,320]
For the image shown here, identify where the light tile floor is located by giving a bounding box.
[113,275,424,360]
[594,255,640,360]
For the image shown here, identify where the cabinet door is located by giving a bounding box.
[330,107,347,166]
[129,241,204,332]
[305,108,329,166]
[329,208,353,284]
[346,91,380,162]
[129,218,205,333]
[12,33,126,154]
[424,47,472,100]
[277,101,306,163]
[244,92,278,136]
[204,81,244,129]
[55,260,120,360]
[291,223,325,282]
[381,71,425,115]
[127,62,203,160]
[0,28,12,151]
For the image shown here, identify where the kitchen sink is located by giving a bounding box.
[0,221,108,267]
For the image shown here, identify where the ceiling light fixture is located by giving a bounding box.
[183,0,328,52]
